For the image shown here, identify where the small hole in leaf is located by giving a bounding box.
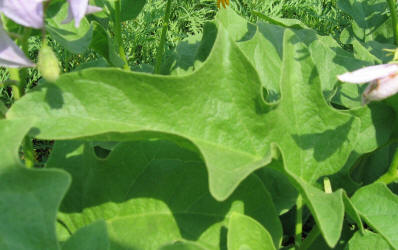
[94,146,111,159]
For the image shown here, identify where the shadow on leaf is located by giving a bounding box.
[49,140,280,249]
[291,118,355,162]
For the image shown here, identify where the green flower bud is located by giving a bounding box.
[38,44,60,83]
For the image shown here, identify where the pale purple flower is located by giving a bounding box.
[62,0,102,28]
[338,64,398,104]
[0,0,44,29]
[0,0,43,67]
[0,20,34,67]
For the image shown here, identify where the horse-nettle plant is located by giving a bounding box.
[1,0,398,249]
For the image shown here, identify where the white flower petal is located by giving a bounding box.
[62,1,102,28]
[86,5,103,15]
[362,74,398,104]
[0,21,34,67]
[63,0,89,28]
[337,64,398,84]
[0,0,44,29]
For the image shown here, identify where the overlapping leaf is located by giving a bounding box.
[217,9,370,108]
[61,221,109,250]
[337,0,394,63]
[337,0,391,43]
[47,140,282,249]
[0,120,105,249]
[0,119,71,250]
[352,183,398,249]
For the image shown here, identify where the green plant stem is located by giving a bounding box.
[18,28,31,95]
[154,0,173,74]
[376,148,398,184]
[323,177,332,193]
[10,85,21,100]
[8,68,21,100]
[42,1,51,42]
[22,136,35,168]
[114,0,129,70]
[387,0,398,45]
[298,225,321,250]
[295,194,303,248]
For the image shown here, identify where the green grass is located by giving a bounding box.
[121,0,350,66]
[1,0,350,105]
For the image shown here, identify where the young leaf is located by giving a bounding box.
[346,230,393,250]
[295,180,345,247]
[351,183,398,249]
[227,212,276,250]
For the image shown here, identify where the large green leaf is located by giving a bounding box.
[46,1,94,54]
[47,140,282,249]
[9,21,274,202]
[351,183,398,249]
[0,119,71,250]
[8,17,360,199]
